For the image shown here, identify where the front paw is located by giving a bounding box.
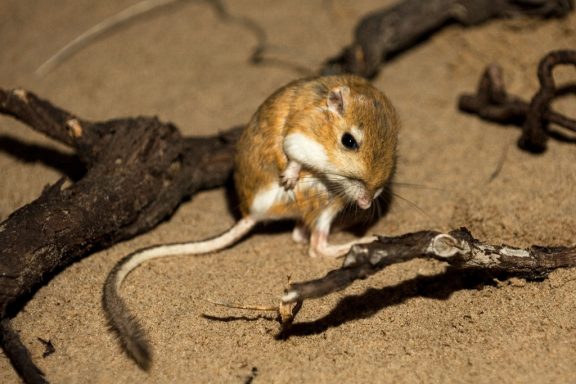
[280,160,301,190]
[280,172,298,190]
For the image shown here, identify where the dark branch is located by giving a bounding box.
[0,320,47,384]
[320,0,573,78]
[282,228,576,306]
[0,88,241,382]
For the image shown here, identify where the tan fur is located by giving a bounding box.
[235,75,399,229]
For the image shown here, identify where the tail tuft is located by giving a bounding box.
[110,313,152,371]
[102,255,153,370]
[101,217,257,369]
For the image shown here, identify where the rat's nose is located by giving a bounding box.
[357,194,372,210]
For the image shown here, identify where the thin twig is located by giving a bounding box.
[211,0,314,76]
[35,0,192,76]
[203,297,277,312]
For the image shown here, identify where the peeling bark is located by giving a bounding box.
[0,88,240,383]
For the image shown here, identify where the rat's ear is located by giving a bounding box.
[327,85,350,116]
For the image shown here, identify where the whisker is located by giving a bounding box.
[391,181,448,193]
[391,192,437,225]
[374,197,382,222]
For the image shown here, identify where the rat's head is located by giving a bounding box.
[285,77,399,210]
[323,81,399,209]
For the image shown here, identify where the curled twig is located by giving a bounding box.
[459,50,576,153]
[210,0,314,76]
[36,0,314,78]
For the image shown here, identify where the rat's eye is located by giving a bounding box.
[341,132,359,150]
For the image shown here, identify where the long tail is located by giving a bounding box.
[102,217,256,370]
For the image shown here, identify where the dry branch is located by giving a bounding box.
[321,0,573,78]
[459,50,576,153]
[0,88,240,383]
[280,228,576,323]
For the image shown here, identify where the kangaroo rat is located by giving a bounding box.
[103,74,399,369]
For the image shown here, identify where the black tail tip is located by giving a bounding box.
[129,342,152,371]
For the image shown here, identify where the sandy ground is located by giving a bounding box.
[1,1,575,383]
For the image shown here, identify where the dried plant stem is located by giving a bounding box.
[35,0,190,76]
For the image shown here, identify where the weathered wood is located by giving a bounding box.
[281,227,576,310]
[0,88,241,383]
[458,50,576,153]
[321,0,573,78]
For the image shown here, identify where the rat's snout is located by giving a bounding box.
[345,179,380,210]
[357,192,372,210]
[356,185,385,209]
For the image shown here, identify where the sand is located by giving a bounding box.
[1,1,575,383]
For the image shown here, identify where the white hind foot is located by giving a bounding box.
[292,222,309,244]
[308,230,377,258]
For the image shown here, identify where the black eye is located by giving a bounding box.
[341,132,359,150]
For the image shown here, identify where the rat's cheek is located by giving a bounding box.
[283,132,329,171]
